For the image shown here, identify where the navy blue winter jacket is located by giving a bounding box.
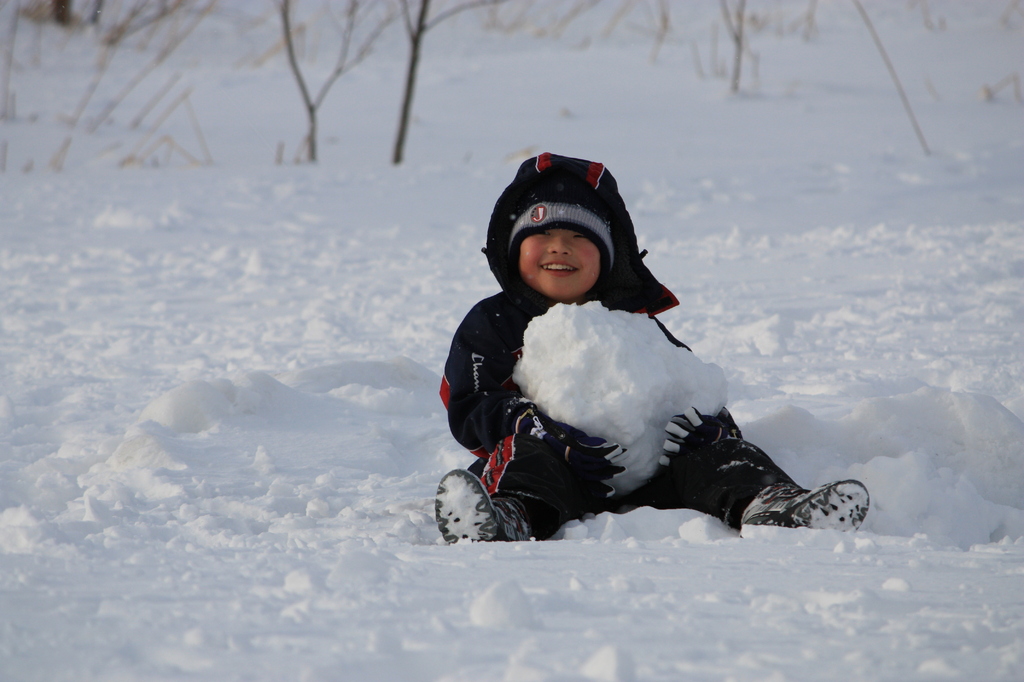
[441,153,684,457]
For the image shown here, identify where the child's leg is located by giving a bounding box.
[620,439,796,529]
[479,434,602,539]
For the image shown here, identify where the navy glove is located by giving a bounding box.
[660,407,741,465]
[515,406,626,498]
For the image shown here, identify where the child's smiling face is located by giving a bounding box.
[517,228,601,306]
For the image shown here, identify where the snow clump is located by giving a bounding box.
[514,302,728,495]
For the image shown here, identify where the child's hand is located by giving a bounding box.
[515,406,626,498]
[659,407,740,465]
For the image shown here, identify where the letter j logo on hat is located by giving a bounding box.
[530,205,548,222]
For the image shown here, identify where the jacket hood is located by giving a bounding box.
[485,152,678,317]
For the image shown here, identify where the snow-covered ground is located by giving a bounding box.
[1,1,1022,680]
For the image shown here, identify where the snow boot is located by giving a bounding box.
[741,480,869,531]
[435,469,532,544]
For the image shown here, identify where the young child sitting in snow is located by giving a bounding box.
[435,152,869,543]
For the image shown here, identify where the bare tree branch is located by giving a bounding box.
[392,0,430,165]
[53,0,72,25]
[391,0,510,165]
[313,0,394,110]
[103,0,197,47]
[398,0,416,37]
[85,0,217,133]
[426,0,509,32]
[720,0,746,93]
[1,0,19,121]
[851,0,930,155]
[280,0,394,163]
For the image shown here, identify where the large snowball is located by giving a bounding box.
[513,302,728,496]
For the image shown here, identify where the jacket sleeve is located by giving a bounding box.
[440,303,532,455]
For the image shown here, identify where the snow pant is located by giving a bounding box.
[468,435,797,540]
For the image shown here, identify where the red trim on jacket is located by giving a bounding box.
[640,285,680,316]
[482,436,515,494]
[439,375,451,409]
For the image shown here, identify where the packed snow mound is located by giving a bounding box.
[276,357,439,397]
[137,371,318,434]
[106,427,188,472]
[469,580,538,629]
[137,357,442,436]
[276,357,441,417]
[745,387,1024,509]
[555,506,736,544]
[842,388,1024,509]
[743,387,1024,548]
[513,302,728,495]
[97,359,451,496]
[138,379,237,433]
[1,356,455,567]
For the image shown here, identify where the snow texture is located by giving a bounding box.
[514,302,728,494]
[1,1,1023,680]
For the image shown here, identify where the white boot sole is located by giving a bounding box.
[435,470,497,543]
[743,480,870,531]
[796,480,870,530]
